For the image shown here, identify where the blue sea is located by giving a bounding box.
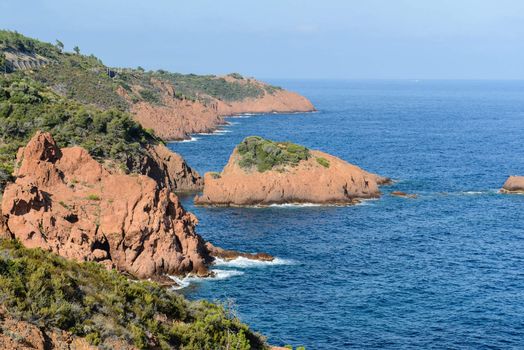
[169,80,524,349]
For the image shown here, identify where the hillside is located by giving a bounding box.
[0,30,315,140]
[0,239,267,349]
[0,30,308,349]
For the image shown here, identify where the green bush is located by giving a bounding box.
[0,30,60,59]
[209,172,222,179]
[139,88,161,104]
[0,74,159,191]
[0,239,267,349]
[237,136,310,172]
[30,53,128,110]
[316,157,330,168]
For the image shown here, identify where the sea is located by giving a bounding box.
[169,80,524,349]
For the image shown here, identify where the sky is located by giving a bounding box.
[1,0,523,79]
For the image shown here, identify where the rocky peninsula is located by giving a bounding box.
[195,136,390,206]
[500,176,524,194]
[128,77,316,141]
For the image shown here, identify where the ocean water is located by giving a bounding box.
[169,80,524,349]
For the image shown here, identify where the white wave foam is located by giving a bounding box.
[169,269,245,290]
[195,129,232,136]
[213,257,294,268]
[458,189,499,196]
[175,136,199,143]
[228,114,254,118]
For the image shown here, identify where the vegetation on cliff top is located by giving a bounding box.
[0,239,267,349]
[0,74,159,190]
[0,30,60,60]
[237,136,311,172]
[0,29,283,109]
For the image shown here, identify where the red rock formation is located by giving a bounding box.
[125,79,315,141]
[1,132,211,279]
[195,148,389,206]
[391,191,417,199]
[500,176,524,194]
[141,143,202,192]
[0,313,135,350]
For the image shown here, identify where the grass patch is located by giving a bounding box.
[86,194,100,201]
[237,136,310,172]
[316,157,330,168]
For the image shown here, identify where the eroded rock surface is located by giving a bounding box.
[141,143,202,192]
[1,132,211,279]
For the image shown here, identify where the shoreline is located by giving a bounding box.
[168,109,318,143]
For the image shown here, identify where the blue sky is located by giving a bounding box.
[1,0,523,79]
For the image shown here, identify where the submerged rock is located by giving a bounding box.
[500,176,524,194]
[195,136,389,206]
[1,132,270,280]
[391,191,418,199]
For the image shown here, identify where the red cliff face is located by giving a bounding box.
[126,79,315,141]
[141,143,202,192]
[1,132,210,279]
[195,148,389,206]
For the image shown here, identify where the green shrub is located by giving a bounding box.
[316,157,330,168]
[0,74,159,191]
[209,172,221,179]
[0,239,267,349]
[0,30,60,59]
[86,194,100,201]
[237,136,310,172]
[139,89,161,104]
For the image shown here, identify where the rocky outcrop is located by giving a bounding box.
[205,242,273,262]
[195,137,389,206]
[131,98,224,141]
[216,88,315,116]
[500,176,524,194]
[391,191,417,199]
[1,131,212,280]
[126,79,315,141]
[0,313,135,350]
[3,49,51,72]
[140,143,202,192]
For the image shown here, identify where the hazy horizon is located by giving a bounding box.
[1,0,523,80]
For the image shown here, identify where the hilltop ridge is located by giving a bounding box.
[0,30,315,140]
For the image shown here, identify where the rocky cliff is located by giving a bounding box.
[141,143,202,192]
[500,176,524,194]
[195,136,389,206]
[127,79,315,140]
[1,132,267,280]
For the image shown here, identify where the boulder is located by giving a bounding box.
[500,176,524,194]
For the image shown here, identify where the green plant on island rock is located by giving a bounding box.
[237,136,311,172]
[316,157,330,168]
